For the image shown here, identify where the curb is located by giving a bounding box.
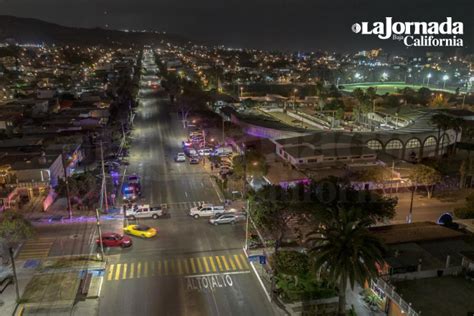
[243,247,272,303]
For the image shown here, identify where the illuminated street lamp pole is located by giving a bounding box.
[442,74,449,90]
[426,73,432,87]
[61,150,73,220]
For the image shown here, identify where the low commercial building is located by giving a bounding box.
[273,133,377,166]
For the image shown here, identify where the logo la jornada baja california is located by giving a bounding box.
[352,17,463,47]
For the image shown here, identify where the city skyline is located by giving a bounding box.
[0,0,472,53]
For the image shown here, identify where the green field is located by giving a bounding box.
[340,82,455,95]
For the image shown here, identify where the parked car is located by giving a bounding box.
[212,146,233,156]
[185,148,197,157]
[128,174,141,186]
[124,224,157,238]
[198,148,212,156]
[175,152,186,162]
[96,232,132,248]
[125,204,166,220]
[189,156,200,164]
[122,183,141,201]
[209,212,246,225]
[189,204,225,219]
[189,131,203,138]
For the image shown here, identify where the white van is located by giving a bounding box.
[212,146,233,157]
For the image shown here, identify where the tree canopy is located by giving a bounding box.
[408,164,442,198]
[232,150,268,179]
[0,211,34,245]
[306,206,386,315]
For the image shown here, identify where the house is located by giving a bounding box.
[366,222,474,316]
[273,133,377,166]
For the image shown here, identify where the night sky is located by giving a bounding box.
[0,0,472,53]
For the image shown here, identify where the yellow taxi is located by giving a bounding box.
[123,224,157,238]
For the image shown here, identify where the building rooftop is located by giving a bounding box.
[370,222,464,245]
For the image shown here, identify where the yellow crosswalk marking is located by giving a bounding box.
[234,255,243,270]
[208,257,217,272]
[122,263,128,279]
[228,257,237,270]
[106,253,252,281]
[221,256,230,271]
[201,257,210,273]
[190,258,197,274]
[215,256,223,271]
[196,257,204,273]
[240,254,250,269]
[144,261,149,277]
[17,238,54,259]
[107,264,114,281]
[114,264,121,281]
[137,262,142,278]
[130,262,135,279]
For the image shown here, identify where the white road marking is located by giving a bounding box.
[183,271,250,278]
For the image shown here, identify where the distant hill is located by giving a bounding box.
[0,15,192,47]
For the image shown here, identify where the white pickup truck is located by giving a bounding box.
[124,204,166,220]
[189,204,225,219]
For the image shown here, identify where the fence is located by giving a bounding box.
[371,278,419,316]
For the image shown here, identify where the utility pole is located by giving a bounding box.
[9,247,20,301]
[407,183,416,224]
[100,141,109,212]
[244,198,250,251]
[95,208,105,261]
[61,150,73,220]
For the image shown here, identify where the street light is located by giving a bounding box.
[426,73,432,87]
[381,72,388,81]
[354,73,361,82]
[293,88,298,109]
[240,86,244,99]
[442,74,449,89]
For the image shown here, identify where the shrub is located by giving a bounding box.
[454,207,474,219]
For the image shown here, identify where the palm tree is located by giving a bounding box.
[431,113,451,158]
[464,125,474,158]
[449,117,464,155]
[306,207,386,316]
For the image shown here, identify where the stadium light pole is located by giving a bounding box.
[442,75,449,90]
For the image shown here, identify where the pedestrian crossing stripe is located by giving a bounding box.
[106,253,250,281]
[17,237,55,260]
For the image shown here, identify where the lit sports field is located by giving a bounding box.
[340,82,454,95]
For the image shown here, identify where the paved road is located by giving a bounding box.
[97,50,275,316]
[389,191,466,224]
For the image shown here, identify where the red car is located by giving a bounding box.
[96,232,132,248]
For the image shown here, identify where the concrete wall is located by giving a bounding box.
[389,266,462,281]
[284,296,339,315]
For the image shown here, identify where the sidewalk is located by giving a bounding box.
[389,190,467,223]
[0,261,37,316]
